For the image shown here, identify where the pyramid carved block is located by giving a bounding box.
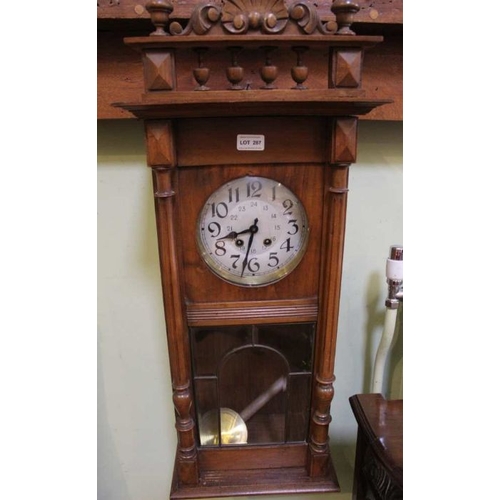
[143,50,176,91]
[331,117,357,163]
[146,120,176,167]
[330,49,362,88]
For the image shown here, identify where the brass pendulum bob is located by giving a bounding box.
[199,376,287,445]
[200,408,248,446]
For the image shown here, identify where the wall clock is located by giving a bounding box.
[196,175,310,287]
[114,0,390,497]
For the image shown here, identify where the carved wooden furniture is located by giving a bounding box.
[349,394,403,500]
[113,0,391,497]
[97,0,403,120]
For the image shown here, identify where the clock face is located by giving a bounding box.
[196,176,310,287]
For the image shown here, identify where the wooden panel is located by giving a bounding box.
[176,117,327,166]
[176,164,324,305]
[186,298,318,325]
[199,443,307,470]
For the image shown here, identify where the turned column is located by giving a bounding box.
[146,120,199,486]
[308,117,357,477]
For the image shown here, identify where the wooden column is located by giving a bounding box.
[308,117,357,477]
[146,120,199,486]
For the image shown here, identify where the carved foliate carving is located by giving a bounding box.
[363,447,403,500]
[221,0,289,34]
[145,0,360,36]
[290,1,338,35]
[169,3,222,36]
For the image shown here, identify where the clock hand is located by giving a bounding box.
[216,231,238,240]
[240,219,259,277]
[216,226,253,241]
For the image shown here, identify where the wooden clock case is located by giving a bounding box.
[114,0,390,497]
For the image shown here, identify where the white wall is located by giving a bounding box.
[97,119,403,500]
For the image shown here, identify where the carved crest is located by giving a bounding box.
[221,0,289,34]
[145,0,360,36]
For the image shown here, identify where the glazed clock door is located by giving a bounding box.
[191,322,315,447]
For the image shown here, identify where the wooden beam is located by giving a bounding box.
[97,0,403,25]
[97,31,402,121]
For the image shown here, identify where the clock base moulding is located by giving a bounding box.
[171,445,340,498]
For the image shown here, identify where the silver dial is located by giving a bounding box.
[196,176,309,287]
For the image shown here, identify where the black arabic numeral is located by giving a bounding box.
[283,199,294,215]
[287,219,299,235]
[280,238,294,252]
[268,252,279,268]
[230,255,241,269]
[215,241,227,256]
[247,258,260,273]
[208,221,221,238]
[246,180,262,198]
[211,202,229,218]
[228,187,240,203]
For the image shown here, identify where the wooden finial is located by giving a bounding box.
[331,0,360,35]
[291,47,308,90]
[193,48,211,91]
[146,0,174,36]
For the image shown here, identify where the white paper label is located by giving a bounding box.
[237,134,265,151]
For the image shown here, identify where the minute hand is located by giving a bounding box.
[240,219,259,277]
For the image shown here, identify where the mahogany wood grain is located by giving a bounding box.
[186,298,318,326]
[172,443,340,498]
[350,394,403,500]
[115,13,392,498]
[176,117,327,166]
[150,144,199,485]
[117,92,390,119]
[176,163,324,305]
[98,0,403,25]
[199,442,307,470]
[97,31,401,120]
[308,152,351,476]
[171,464,339,498]
[122,34,383,49]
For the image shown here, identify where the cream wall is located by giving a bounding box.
[97,119,403,500]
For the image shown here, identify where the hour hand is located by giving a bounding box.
[217,227,252,241]
[217,231,238,241]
